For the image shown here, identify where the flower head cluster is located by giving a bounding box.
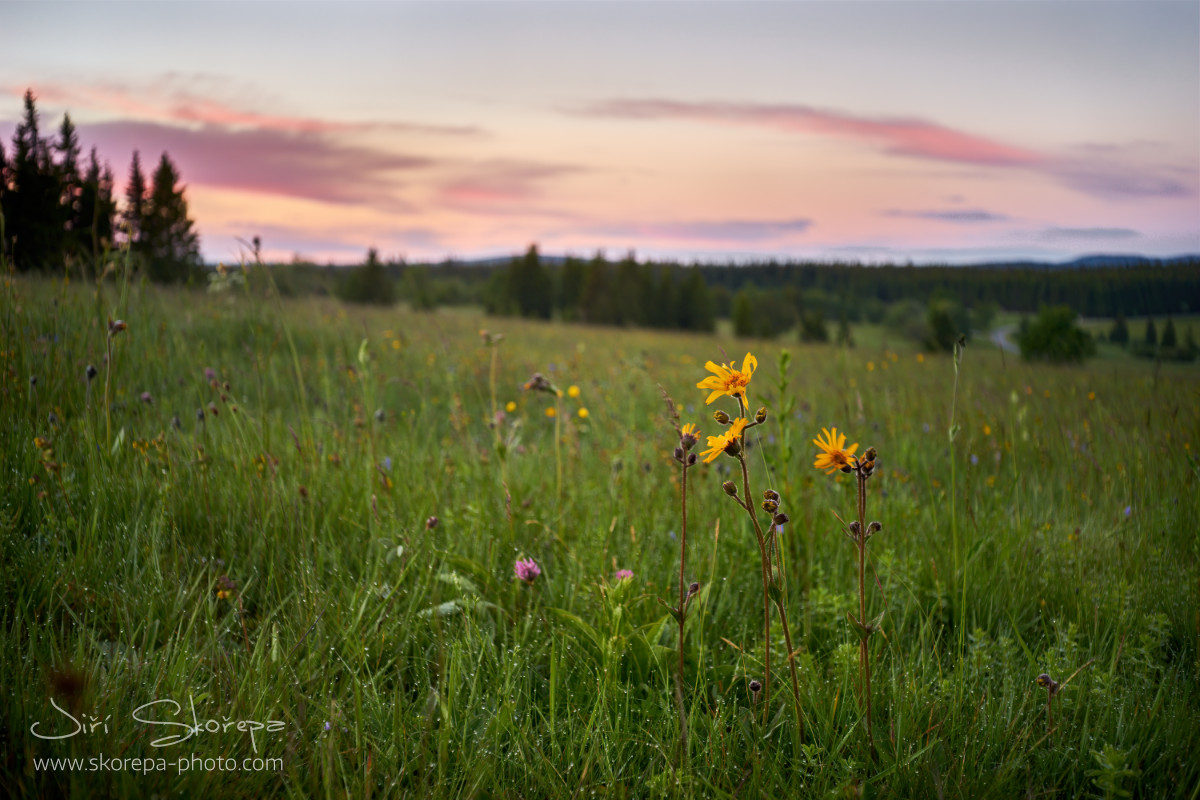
[700,417,749,464]
[514,558,541,584]
[696,353,757,405]
[813,427,859,474]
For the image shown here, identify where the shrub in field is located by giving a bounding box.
[338,247,395,305]
[1017,305,1096,363]
[1109,313,1130,345]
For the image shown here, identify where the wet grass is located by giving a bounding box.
[2,272,1198,798]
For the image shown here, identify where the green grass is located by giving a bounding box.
[2,273,1198,798]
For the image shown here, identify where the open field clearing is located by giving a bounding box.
[3,275,1198,798]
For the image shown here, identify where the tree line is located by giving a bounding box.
[0,90,200,281]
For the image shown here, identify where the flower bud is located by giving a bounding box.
[849,520,862,537]
[687,453,697,466]
[86,364,98,381]
[773,513,790,527]
[749,679,762,694]
[864,446,878,461]
[754,407,767,424]
[426,516,439,530]
[763,489,780,503]
[761,498,779,514]
[722,480,738,497]
[674,446,685,462]
[688,581,700,598]
[867,521,882,536]
[713,409,730,424]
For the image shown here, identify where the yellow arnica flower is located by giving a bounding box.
[577,407,589,419]
[568,385,581,398]
[696,353,757,405]
[505,401,517,413]
[700,418,749,464]
[681,423,698,439]
[813,427,859,474]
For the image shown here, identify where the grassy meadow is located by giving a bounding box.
[2,269,1198,798]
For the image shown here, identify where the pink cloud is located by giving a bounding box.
[438,161,585,217]
[4,81,481,137]
[79,120,430,208]
[585,99,1042,167]
[578,217,813,244]
[582,98,1194,200]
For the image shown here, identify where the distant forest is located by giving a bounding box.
[320,245,1199,336]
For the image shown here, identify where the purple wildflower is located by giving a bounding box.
[140,391,153,405]
[614,569,634,581]
[514,558,541,584]
[970,454,978,465]
[1124,506,1132,517]
[204,367,217,381]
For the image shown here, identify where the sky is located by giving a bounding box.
[2,0,1198,265]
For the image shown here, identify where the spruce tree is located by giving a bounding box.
[558,256,585,320]
[123,150,147,252]
[677,268,715,333]
[581,252,612,324]
[1109,313,1129,345]
[1161,317,1177,349]
[1144,318,1157,347]
[56,114,82,262]
[76,148,116,266]
[733,289,755,338]
[142,152,200,282]
[7,90,63,270]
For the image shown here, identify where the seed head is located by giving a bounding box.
[867,521,882,536]
[86,365,98,381]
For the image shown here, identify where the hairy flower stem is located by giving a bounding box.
[676,456,690,764]
[856,470,875,757]
[734,398,803,735]
[103,334,113,449]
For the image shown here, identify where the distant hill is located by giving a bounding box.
[427,252,1198,270]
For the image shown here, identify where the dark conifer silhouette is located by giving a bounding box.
[122,150,147,252]
[141,152,200,282]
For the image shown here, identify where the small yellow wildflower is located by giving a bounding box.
[545,407,556,418]
[917,353,925,363]
[699,418,749,464]
[1088,392,1095,401]
[983,424,992,436]
[696,353,757,405]
[505,401,517,413]
[568,385,581,398]
[578,407,589,419]
[813,427,859,474]
[867,361,875,372]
